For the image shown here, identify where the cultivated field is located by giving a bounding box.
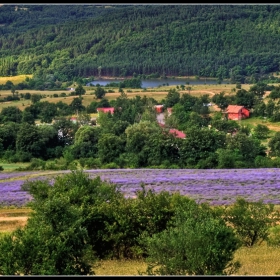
[1,168,280,207]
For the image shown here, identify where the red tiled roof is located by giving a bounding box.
[169,129,186,139]
[226,105,244,113]
[157,122,186,138]
[97,107,114,114]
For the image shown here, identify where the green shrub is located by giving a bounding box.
[102,162,119,169]
[84,157,102,169]
[169,164,180,169]
[140,197,241,275]
[27,158,46,170]
[267,225,280,247]
[96,185,176,259]
[0,170,109,275]
[223,197,280,247]
[254,156,274,168]
[45,160,60,170]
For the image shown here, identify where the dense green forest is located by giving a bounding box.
[1,4,280,82]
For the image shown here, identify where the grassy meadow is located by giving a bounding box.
[0,162,29,172]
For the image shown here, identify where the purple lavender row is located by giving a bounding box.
[0,168,280,207]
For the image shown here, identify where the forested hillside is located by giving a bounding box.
[0,4,280,82]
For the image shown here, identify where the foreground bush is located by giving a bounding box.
[223,197,280,247]
[140,197,241,275]
[0,170,122,275]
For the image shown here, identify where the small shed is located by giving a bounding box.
[154,105,164,113]
[226,105,250,120]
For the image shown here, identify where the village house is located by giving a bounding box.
[158,123,186,139]
[225,105,250,120]
[154,105,164,113]
[169,128,186,139]
[96,107,115,115]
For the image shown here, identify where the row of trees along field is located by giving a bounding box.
[0,169,280,275]
[2,82,280,169]
[0,5,280,82]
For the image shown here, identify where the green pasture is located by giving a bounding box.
[0,162,29,172]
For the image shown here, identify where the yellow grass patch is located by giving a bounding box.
[233,242,280,276]
[94,259,148,276]
[93,243,280,275]
[0,75,32,85]
[0,208,32,233]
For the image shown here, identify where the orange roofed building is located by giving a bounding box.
[96,107,114,115]
[154,105,164,113]
[226,105,250,120]
[169,129,186,139]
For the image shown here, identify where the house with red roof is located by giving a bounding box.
[96,107,115,115]
[154,105,164,113]
[169,129,186,139]
[226,105,250,120]
[158,123,186,139]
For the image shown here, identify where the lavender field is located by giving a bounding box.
[0,168,280,207]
